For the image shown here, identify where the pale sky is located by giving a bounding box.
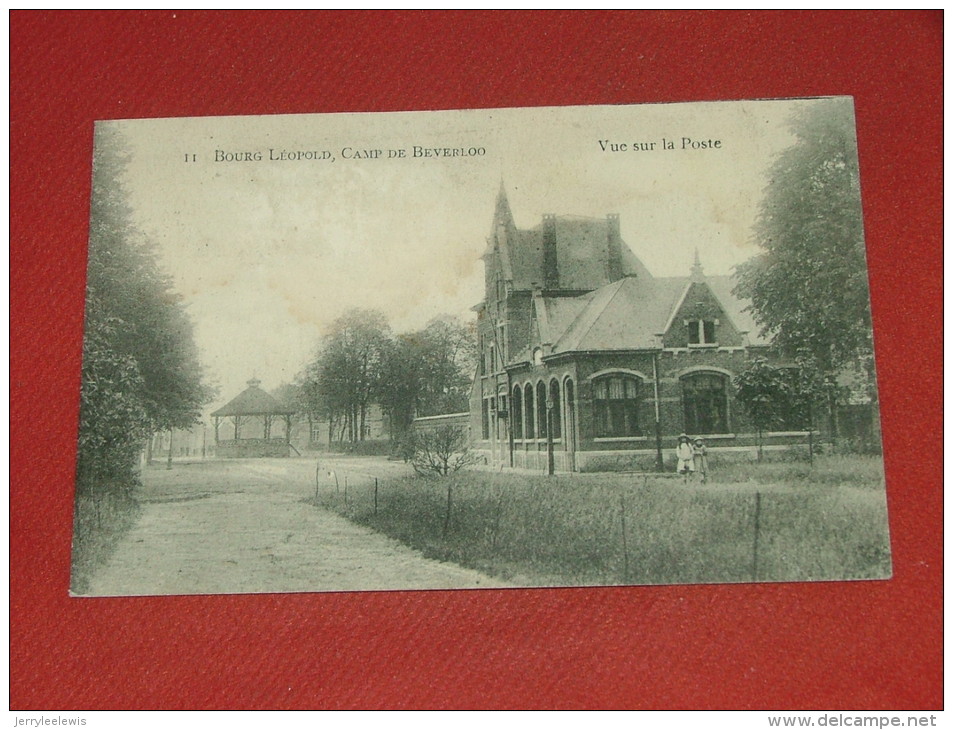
[105,99,819,403]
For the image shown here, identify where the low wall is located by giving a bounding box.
[412,412,470,435]
[474,432,817,473]
[216,439,290,458]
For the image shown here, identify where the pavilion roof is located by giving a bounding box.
[211,378,296,417]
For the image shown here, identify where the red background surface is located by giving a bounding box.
[10,11,943,710]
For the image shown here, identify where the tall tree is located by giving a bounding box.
[734,98,875,435]
[377,316,477,440]
[309,309,391,444]
[78,124,210,495]
[377,333,424,440]
[414,316,478,417]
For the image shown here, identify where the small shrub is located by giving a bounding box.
[409,425,481,477]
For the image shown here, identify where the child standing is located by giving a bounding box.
[675,434,694,481]
[693,437,709,484]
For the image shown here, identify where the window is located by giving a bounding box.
[536,381,547,438]
[550,380,562,439]
[524,383,535,439]
[512,387,523,439]
[682,372,729,434]
[481,398,490,440]
[593,375,641,437]
[688,319,717,346]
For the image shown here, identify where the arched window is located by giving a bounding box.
[524,383,535,439]
[564,379,575,446]
[512,386,523,439]
[550,379,562,439]
[593,375,641,437]
[682,372,729,434]
[536,381,548,438]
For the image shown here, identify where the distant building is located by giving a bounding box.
[470,187,810,472]
[145,424,211,463]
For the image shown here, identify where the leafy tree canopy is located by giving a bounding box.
[734,99,873,379]
[78,125,211,493]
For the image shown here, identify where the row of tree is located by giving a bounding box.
[291,310,477,446]
[78,126,211,497]
[733,98,878,449]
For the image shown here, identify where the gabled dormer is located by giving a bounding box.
[661,252,745,349]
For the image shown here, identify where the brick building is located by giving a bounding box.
[470,186,810,472]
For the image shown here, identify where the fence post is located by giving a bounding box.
[314,461,320,503]
[344,475,348,509]
[374,477,378,515]
[752,491,762,581]
[619,491,630,583]
[442,481,452,537]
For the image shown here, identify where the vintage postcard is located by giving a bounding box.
[71,98,890,596]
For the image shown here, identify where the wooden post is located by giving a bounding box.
[443,481,452,537]
[546,399,555,476]
[344,475,348,508]
[491,483,505,552]
[166,430,173,470]
[374,477,378,515]
[620,491,630,583]
[508,409,515,468]
[752,491,762,581]
[314,461,320,503]
[652,352,664,472]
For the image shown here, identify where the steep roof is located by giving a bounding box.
[504,217,651,291]
[507,273,770,361]
[537,295,592,344]
[552,277,688,352]
[211,378,296,417]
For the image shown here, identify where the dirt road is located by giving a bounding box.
[82,457,507,596]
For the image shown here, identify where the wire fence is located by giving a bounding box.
[301,460,891,586]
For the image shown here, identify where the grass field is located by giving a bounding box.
[70,491,141,594]
[319,455,891,587]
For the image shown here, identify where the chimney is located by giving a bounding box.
[542,214,558,289]
[606,214,624,281]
